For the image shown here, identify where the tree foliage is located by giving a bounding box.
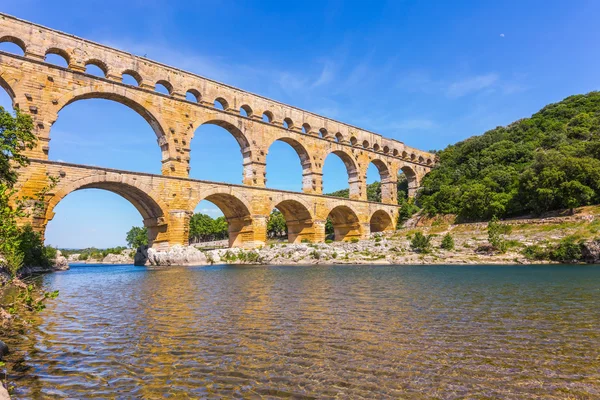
[126,226,148,248]
[441,233,454,250]
[267,210,287,238]
[189,213,228,243]
[418,92,600,220]
[0,107,55,276]
[410,232,432,253]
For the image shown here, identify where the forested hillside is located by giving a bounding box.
[418,92,600,221]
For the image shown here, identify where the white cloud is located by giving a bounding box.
[500,33,505,38]
[446,73,499,98]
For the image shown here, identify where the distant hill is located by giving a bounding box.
[418,92,600,221]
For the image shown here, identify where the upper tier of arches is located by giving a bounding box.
[0,15,435,167]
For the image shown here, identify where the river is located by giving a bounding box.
[6,264,600,399]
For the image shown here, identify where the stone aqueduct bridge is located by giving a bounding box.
[0,13,435,249]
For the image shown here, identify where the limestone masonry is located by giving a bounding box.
[0,13,435,249]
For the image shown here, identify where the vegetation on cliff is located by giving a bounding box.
[418,92,600,220]
[0,106,56,276]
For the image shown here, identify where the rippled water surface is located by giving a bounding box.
[7,264,600,398]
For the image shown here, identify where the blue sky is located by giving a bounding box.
[1,0,600,248]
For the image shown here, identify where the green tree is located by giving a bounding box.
[487,216,512,253]
[126,226,148,248]
[441,233,454,250]
[417,92,600,220]
[267,210,287,238]
[410,232,432,253]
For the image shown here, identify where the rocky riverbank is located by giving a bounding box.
[139,214,600,266]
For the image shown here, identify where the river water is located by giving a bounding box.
[6,264,600,399]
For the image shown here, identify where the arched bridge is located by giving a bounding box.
[1,13,435,249]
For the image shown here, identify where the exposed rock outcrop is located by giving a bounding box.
[53,250,69,271]
[582,239,600,263]
[147,245,207,266]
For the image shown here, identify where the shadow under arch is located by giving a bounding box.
[0,75,16,102]
[370,210,394,233]
[45,176,168,246]
[271,198,315,243]
[324,149,360,198]
[266,136,312,193]
[327,205,361,241]
[399,164,419,198]
[366,158,393,203]
[194,189,254,247]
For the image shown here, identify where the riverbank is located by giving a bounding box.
[141,209,600,266]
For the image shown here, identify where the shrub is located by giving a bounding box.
[521,245,549,261]
[350,238,359,243]
[550,236,584,263]
[301,238,312,244]
[325,239,333,244]
[440,233,454,250]
[410,232,432,253]
[488,216,512,253]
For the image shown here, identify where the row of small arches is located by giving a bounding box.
[0,36,433,165]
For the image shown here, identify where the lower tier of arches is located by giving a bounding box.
[14,160,400,249]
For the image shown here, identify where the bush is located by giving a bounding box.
[550,236,584,263]
[440,233,454,250]
[488,217,512,253]
[301,238,312,244]
[522,245,549,261]
[325,239,333,244]
[350,238,359,243]
[411,232,432,253]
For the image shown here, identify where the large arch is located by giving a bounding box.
[189,115,253,183]
[323,150,361,199]
[194,189,254,247]
[45,175,168,246]
[266,137,312,193]
[49,92,164,173]
[55,88,166,139]
[327,205,362,241]
[370,210,394,234]
[271,198,315,243]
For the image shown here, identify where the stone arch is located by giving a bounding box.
[400,164,419,198]
[85,59,109,77]
[189,112,255,184]
[0,75,16,101]
[155,80,173,95]
[51,87,170,170]
[370,210,394,233]
[266,136,313,192]
[335,132,344,143]
[365,158,393,203]
[45,47,70,66]
[283,117,293,129]
[122,69,143,86]
[324,150,360,199]
[194,188,254,247]
[271,198,315,243]
[214,97,229,110]
[240,104,253,117]
[45,174,168,246]
[54,87,167,139]
[327,205,362,241]
[186,89,201,103]
[262,110,274,123]
[0,35,27,54]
